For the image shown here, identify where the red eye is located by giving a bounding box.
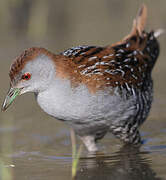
[22,73,31,80]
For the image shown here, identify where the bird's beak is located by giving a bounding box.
[1,87,21,111]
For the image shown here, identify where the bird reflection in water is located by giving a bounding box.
[76,145,162,180]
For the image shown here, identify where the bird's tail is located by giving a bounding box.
[125,4,164,40]
[131,4,147,37]
[111,4,164,72]
[154,29,165,38]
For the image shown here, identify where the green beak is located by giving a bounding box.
[1,87,21,111]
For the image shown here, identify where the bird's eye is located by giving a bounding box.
[22,73,31,80]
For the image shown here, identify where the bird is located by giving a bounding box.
[2,5,163,152]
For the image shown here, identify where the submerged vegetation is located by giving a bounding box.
[0,115,14,180]
[70,129,83,179]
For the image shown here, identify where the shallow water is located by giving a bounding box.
[0,109,166,180]
[0,1,166,180]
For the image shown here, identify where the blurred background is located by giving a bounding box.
[0,0,166,180]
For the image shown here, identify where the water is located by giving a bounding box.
[0,110,166,179]
[0,1,166,179]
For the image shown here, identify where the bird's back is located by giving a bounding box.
[60,5,160,95]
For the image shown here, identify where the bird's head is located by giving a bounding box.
[2,47,57,111]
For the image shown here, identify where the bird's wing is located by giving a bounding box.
[57,5,160,93]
